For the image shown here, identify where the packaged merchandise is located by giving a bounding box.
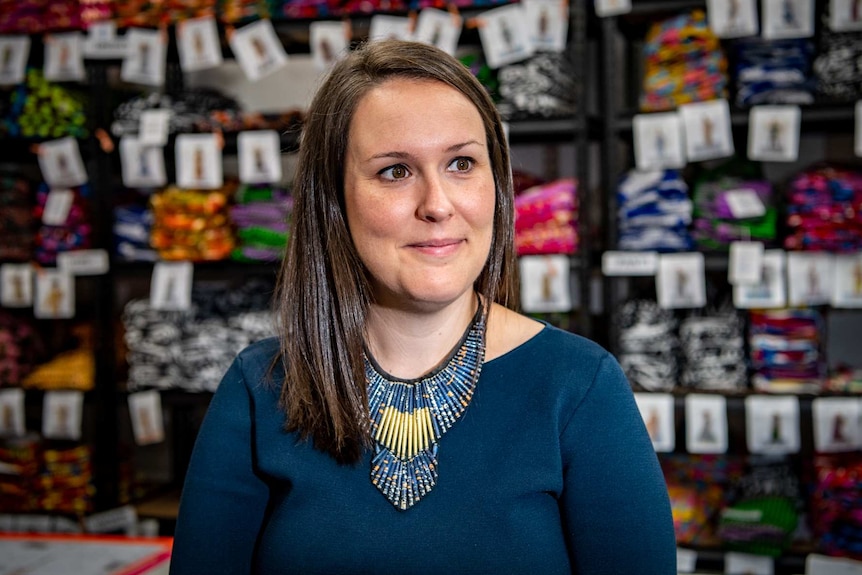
[514,178,578,256]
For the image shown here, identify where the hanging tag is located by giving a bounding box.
[128,390,165,446]
[748,105,801,162]
[828,0,862,31]
[0,263,34,308]
[707,0,759,38]
[601,251,659,276]
[813,397,862,453]
[369,15,414,41]
[762,0,815,39]
[477,4,534,69]
[238,130,282,184]
[0,36,30,86]
[84,20,127,59]
[680,99,735,162]
[656,252,706,309]
[34,269,75,319]
[120,135,167,187]
[229,19,289,82]
[685,394,728,454]
[310,21,350,71]
[177,15,223,73]
[831,253,862,308]
[37,137,88,188]
[725,552,774,575]
[83,505,139,535]
[175,133,223,189]
[0,388,26,438]
[745,395,801,455]
[42,189,75,226]
[676,548,698,574]
[150,261,193,311]
[594,0,631,17]
[787,251,834,306]
[633,393,675,452]
[121,28,167,86]
[856,101,862,158]
[57,249,110,276]
[138,109,171,147]
[733,249,787,309]
[44,32,86,82]
[807,553,862,575]
[414,8,463,56]
[43,390,84,441]
[725,188,767,219]
[519,255,572,313]
[523,0,568,52]
[633,112,686,170]
[728,241,765,285]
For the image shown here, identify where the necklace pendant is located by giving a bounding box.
[371,443,439,510]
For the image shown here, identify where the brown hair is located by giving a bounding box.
[274,39,518,464]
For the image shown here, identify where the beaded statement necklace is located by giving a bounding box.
[365,306,486,511]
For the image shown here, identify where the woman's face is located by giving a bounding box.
[343,78,496,310]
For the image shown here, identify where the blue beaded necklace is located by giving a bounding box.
[365,305,486,511]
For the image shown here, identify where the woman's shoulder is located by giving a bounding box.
[229,336,284,392]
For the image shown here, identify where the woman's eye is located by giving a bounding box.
[449,157,473,172]
[380,165,409,180]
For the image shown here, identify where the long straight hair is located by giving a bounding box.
[274,39,518,464]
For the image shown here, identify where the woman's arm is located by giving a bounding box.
[169,355,270,575]
[560,354,677,574]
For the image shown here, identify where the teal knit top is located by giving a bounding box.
[170,325,676,574]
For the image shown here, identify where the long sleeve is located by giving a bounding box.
[559,354,677,575]
[169,354,271,575]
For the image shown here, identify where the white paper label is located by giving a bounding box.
[150,261,193,311]
[138,109,171,147]
[0,388,26,437]
[128,390,165,446]
[594,0,632,17]
[725,188,766,219]
[745,395,801,455]
[84,21,128,59]
[634,393,675,452]
[519,255,572,313]
[238,130,282,184]
[724,551,774,574]
[57,249,110,275]
[42,190,75,225]
[676,548,697,573]
[807,553,862,575]
[477,4,535,69]
[728,241,765,285]
[43,390,84,441]
[602,251,658,276]
[656,252,706,309]
[685,394,729,454]
[0,263,34,308]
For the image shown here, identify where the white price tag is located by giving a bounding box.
[601,251,658,276]
[656,252,706,309]
[725,188,766,219]
[0,388,26,437]
[634,393,675,452]
[856,100,862,158]
[84,21,127,59]
[724,551,773,574]
[728,241,764,285]
[43,390,84,441]
[594,0,631,17]
[477,4,534,69]
[150,261,193,311]
[0,263,34,308]
[128,390,165,446]
[138,109,171,147]
[807,553,862,575]
[745,395,801,455]
[57,249,110,276]
[676,548,697,573]
[42,189,75,225]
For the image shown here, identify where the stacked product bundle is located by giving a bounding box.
[113,203,157,262]
[0,312,43,386]
[0,440,94,515]
[115,0,216,27]
[810,454,862,560]
[640,10,728,111]
[661,454,746,547]
[149,185,236,261]
[679,310,747,391]
[730,38,816,107]
[813,18,862,102]
[784,165,862,252]
[111,90,241,138]
[514,178,578,255]
[496,52,578,121]
[0,176,34,261]
[33,182,93,266]
[0,70,88,139]
[617,299,679,391]
[123,279,275,392]
[0,0,86,33]
[691,176,777,250]
[748,309,825,393]
[230,184,291,262]
[617,169,694,252]
[22,325,95,391]
[718,456,801,557]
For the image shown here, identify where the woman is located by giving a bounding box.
[170,39,676,574]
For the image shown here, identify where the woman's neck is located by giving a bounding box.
[364,293,480,379]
